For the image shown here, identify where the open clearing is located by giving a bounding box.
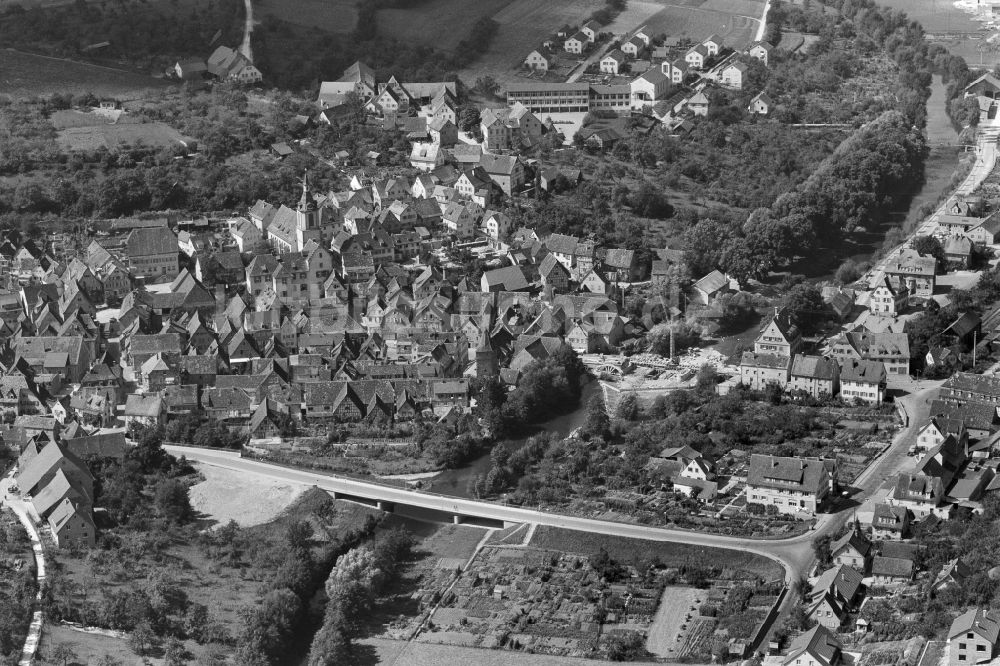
[39,625,142,665]
[645,586,702,657]
[0,49,169,100]
[529,526,785,580]
[188,462,309,527]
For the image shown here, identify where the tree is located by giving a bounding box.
[583,393,610,439]
[457,105,481,133]
[474,75,499,97]
[129,621,156,656]
[154,478,193,524]
[647,321,699,356]
[308,618,352,666]
[912,235,947,271]
[835,258,863,285]
[615,392,639,421]
[164,637,188,666]
[782,283,830,335]
[50,642,78,666]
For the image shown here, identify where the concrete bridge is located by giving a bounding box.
[165,445,806,584]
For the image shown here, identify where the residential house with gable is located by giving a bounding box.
[746,454,832,515]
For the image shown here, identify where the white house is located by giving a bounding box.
[621,36,645,57]
[685,44,709,69]
[525,50,550,71]
[748,91,773,115]
[601,50,627,75]
[748,40,774,65]
[719,61,749,90]
[703,34,724,56]
[565,32,587,54]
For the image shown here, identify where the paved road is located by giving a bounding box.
[2,474,46,666]
[167,392,926,584]
[864,118,1000,288]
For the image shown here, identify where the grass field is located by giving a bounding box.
[529,526,785,581]
[256,0,357,34]
[39,624,142,665]
[0,49,170,100]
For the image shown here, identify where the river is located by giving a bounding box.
[427,380,601,499]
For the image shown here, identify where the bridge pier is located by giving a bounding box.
[452,515,462,525]
[376,501,394,513]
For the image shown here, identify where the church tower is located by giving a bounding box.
[295,171,320,250]
[475,301,498,378]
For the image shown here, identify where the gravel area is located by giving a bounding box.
[188,463,309,527]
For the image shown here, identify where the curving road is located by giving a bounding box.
[165,386,930,585]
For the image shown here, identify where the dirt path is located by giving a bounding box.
[240,0,254,62]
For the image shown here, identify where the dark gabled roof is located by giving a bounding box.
[783,625,842,666]
[127,226,177,257]
[791,355,838,381]
[872,556,913,579]
[747,454,829,494]
[840,358,886,384]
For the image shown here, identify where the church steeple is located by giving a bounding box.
[475,300,498,377]
[298,171,317,212]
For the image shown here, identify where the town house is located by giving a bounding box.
[746,454,832,515]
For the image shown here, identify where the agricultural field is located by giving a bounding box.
[378,0,515,53]
[0,49,170,101]
[55,122,193,152]
[638,1,763,52]
[456,0,606,88]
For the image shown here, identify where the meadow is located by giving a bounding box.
[0,50,169,100]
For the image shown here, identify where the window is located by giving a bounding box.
[978,646,987,652]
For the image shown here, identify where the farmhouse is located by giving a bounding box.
[206,46,262,84]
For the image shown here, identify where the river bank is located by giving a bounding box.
[424,380,601,499]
